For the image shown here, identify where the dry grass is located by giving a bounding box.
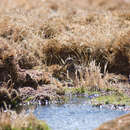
[0,0,130,100]
[0,110,50,130]
[0,2,130,129]
[0,83,21,109]
[0,0,129,72]
[52,59,130,97]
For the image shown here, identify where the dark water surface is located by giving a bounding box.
[33,96,129,130]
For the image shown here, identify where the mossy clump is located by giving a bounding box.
[71,86,86,95]
[64,86,87,96]
[92,93,130,106]
[0,111,50,130]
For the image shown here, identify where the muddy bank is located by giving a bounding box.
[96,113,130,130]
[0,53,63,108]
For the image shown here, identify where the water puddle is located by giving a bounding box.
[33,96,129,130]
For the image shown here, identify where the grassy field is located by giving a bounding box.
[0,0,130,107]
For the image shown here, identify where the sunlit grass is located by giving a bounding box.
[0,110,50,130]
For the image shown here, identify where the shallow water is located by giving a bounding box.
[33,96,129,130]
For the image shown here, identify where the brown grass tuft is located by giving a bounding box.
[0,110,50,130]
[0,86,21,109]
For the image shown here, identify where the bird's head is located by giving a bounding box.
[65,57,74,65]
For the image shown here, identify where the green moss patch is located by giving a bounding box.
[64,87,130,106]
[65,86,86,95]
[92,94,130,105]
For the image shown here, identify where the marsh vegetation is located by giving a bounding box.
[0,0,130,129]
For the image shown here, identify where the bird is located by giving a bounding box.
[61,57,83,86]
